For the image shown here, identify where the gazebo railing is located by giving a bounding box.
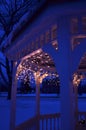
[76,111,86,130]
[15,112,86,130]
[15,113,61,130]
[40,113,61,130]
[15,116,37,130]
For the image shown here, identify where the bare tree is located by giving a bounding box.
[0,56,13,99]
[0,0,41,99]
[0,0,38,39]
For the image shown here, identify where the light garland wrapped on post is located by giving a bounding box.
[73,73,84,87]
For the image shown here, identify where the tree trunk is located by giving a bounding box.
[7,59,13,100]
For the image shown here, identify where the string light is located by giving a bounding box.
[52,40,58,50]
[73,73,85,87]
[16,49,58,86]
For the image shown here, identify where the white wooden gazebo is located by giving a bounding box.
[3,1,86,130]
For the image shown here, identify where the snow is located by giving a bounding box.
[0,94,86,130]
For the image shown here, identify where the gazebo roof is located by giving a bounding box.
[2,0,81,52]
[2,0,86,74]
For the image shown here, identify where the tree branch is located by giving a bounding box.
[0,61,7,68]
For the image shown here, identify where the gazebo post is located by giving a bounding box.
[43,42,75,130]
[35,72,40,130]
[10,61,18,130]
[43,17,76,130]
[74,82,78,123]
[57,17,75,130]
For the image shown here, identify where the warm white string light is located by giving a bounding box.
[16,49,58,86]
[73,73,85,87]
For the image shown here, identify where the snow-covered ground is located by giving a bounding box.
[0,94,86,130]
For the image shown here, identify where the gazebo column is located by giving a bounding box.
[74,84,78,123]
[10,61,18,130]
[57,17,75,130]
[60,73,75,130]
[43,42,75,130]
[71,38,86,124]
[53,49,75,130]
[35,72,40,130]
[36,77,40,116]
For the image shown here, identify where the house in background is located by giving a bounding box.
[2,0,86,130]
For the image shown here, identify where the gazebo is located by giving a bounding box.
[3,1,86,130]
